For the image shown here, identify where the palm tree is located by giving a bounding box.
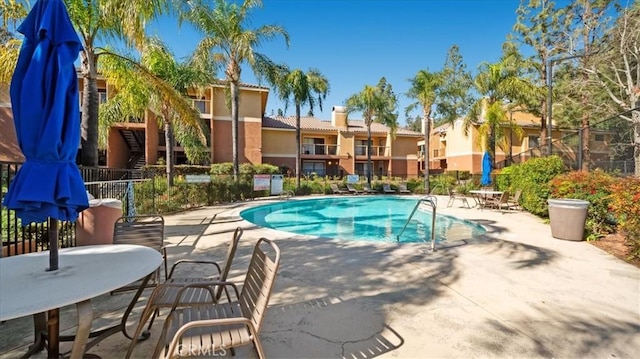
[262,66,330,189]
[464,53,531,169]
[0,0,26,84]
[63,0,171,167]
[183,0,289,179]
[99,39,211,187]
[346,78,398,185]
[406,69,443,194]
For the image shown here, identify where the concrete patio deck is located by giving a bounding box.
[1,195,639,358]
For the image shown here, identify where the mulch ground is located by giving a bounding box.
[590,233,640,269]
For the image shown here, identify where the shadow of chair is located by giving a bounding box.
[112,215,167,290]
[150,238,281,359]
[125,227,244,358]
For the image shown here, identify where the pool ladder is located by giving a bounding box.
[397,195,438,251]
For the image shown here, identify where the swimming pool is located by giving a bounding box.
[240,196,486,243]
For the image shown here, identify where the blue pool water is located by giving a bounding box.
[240,196,486,243]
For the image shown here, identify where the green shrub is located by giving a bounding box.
[549,169,616,240]
[608,177,640,260]
[506,156,566,216]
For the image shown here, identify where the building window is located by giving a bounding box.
[302,161,325,176]
[303,138,326,155]
[528,136,539,149]
[355,140,371,156]
[595,134,605,142]
[98,89,107,104]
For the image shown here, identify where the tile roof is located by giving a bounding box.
[263,116,423,137]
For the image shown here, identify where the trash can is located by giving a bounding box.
[76,198,123,246]
[547,199,589,241]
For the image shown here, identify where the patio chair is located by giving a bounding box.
[330,183,349,194]
[362,183,377,194]
[151,238,281,359]
[398,183,411,194]
[507,189,523,210]
[125,227,243,359]
[484,191,509,212]
[112,215,167,290]
[447,188,471,209]
[382,183,396,194]
[346,183,363,194]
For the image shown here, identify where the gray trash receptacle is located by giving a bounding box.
[547,199,589,241]
[76,198,123,246]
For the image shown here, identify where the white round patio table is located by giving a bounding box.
[0,244,162,358]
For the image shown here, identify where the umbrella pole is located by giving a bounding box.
[46,218,60,358]
[47,218,59,271]
[47,309,60,358]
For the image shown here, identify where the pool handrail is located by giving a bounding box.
[397,195,438,251]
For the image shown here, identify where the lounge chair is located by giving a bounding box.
[346,183,363,194]
[382,183,396,194]
[126,227,243,358]
[330,183,349,194]
[151,238,281,359]
[398,183,411,194]
[112,215,167,290]
[362,183,377,194]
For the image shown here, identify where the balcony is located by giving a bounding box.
[302,144,338,156]
[354,145,390,157]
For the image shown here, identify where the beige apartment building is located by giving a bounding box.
[419,110,612,174]
[83,80,424,178]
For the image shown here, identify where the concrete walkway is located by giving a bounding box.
[1,195,639,358]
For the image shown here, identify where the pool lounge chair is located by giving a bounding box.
[330,183,349,194]
[346,183,363,194]
[382,183,396,194]
[362,183,377,194]
[398,183,411,194]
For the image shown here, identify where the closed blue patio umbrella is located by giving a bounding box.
[2,0,88,270]
[481,151,492,186]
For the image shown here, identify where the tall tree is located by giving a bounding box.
[63,0,171,166]
[262,65,329,189]
[406,69,443,193]
[564,0,618,171]
[99,39,211,187]
[183,0,289,179]
[436,45,474,125]
[346,77,398,185]
[587,3,640,175]
[512,0,570,154]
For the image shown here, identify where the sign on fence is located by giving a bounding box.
[185,175,210,183]
[253,175,271,191]
[270,175,283,195]
[347,174,359,183]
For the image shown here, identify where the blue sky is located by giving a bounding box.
[149,0,535,125]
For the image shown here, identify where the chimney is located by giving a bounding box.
[331,106,347,128]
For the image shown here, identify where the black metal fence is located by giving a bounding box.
[497,109,638,175]
[1,164,150,257]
